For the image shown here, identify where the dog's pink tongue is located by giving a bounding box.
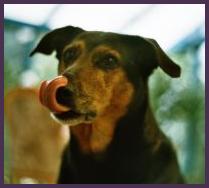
[39,75,70,113]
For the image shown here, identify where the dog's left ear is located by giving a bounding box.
[147,38,181,78]
[30,26,84,60]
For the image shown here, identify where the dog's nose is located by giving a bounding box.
[39,75,71,113]
[56,87,74,108]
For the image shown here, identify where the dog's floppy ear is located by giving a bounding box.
[147,38,181,78]
[30,26,84,60]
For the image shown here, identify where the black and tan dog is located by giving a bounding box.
[30,26,184,183]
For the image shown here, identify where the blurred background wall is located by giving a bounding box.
[4,4,205,183]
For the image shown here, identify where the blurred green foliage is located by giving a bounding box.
[150,52,205,183]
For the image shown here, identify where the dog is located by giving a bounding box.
[30,26,184,183]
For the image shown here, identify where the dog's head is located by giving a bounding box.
[30,26,180,126]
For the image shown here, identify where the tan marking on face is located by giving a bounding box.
[63,41,85,52]
[71,68,134,154]
[92,45,121,59]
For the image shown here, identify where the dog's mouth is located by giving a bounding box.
[52,109,96,126]
[55,110,82,120]
[53,87,96,125]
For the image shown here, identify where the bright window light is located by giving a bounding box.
[4,4,57,25]
[48,4,151,31]
[124,4,205,49]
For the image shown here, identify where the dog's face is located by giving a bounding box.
[31,26,181,126]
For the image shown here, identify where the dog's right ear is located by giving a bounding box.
[30,26,84,60]
[146,38,181,78]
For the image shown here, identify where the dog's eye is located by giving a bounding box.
[94,53,119,70]
[62,47,80,65]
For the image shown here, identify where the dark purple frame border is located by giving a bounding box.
[1,0,207,4]
[1,0,207,187]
